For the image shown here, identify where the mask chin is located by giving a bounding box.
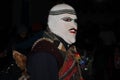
[53,31,76,45]
[64,36,76,45]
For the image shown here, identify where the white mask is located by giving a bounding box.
[48,3,78,44]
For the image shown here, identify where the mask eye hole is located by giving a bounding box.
[62,17,72,22]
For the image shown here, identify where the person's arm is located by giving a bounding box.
[27,52,59,80]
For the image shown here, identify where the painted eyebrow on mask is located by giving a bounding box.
[49,9,76,15]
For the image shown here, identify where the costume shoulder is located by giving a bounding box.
[31,37,64,68]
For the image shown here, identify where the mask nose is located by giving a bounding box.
[71,21,77,30]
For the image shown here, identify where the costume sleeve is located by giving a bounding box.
[27,52,59,80]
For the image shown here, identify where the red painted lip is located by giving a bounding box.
[69,28,77,34]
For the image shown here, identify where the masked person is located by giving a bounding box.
[27,3,84,80]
